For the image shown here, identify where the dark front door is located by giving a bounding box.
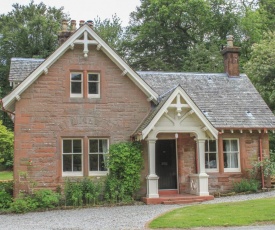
[156,140,177,189]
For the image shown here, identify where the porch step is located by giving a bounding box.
[142,194,214,205]
[158,190,178,196]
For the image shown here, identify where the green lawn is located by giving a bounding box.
[149,198,275,229]
[0,171,13,180]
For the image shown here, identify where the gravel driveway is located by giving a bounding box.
[0,190,274,230]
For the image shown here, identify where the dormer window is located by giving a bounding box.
[70,72,83,97]
[88,73,100,98]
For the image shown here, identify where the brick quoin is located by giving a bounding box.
[13,45,151,196]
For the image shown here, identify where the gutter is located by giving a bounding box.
[0,98,15,116]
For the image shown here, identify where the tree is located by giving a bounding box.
[0,120,14,168]
[244,31,275,112]
[122,0,243,72]
[0,1,68,98]
[93,15,124,53]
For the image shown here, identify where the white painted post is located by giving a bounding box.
[190,139,209,196]
[146,139,159,198]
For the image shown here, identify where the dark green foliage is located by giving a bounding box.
[64,178,103,206]
[233,179,259,193]
[0,180,13,195]
[0,190,12,209]
[0,1,68,99]
[10,195,38,213]
[104,142,143,203]
[33,189,60,209]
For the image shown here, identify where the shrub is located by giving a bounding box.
[105,142,143,203]
[64,178,102,206]
[251,157,275,177]
[0,190,12,209]
[10,195,38,213]
[233,179,259,193]
[33,189,60,209]
[0,180,13,195]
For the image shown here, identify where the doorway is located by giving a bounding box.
[156,140,177,189]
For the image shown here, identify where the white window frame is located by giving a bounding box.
[87,73,100,98]
[205,139,219,172]
[223,138,241,172]
[70,72,83,98]
[88,138,108,176]
[62,138,83,176]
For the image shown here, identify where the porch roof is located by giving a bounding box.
[133,71,275,136]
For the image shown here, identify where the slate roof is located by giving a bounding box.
[7,58,275,130]
[9,58,44,82]
[136,71,275,130]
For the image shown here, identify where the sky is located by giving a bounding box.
[0,0,141,26]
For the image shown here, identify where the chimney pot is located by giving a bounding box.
[226,35,234,47]
[86,20,94,28]
[62,19,68,32]
[71,20,76,32]
[79,20,85,27]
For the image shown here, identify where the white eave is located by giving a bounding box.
[2,24,158,111]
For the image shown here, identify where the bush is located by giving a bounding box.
[105,142,143,203]
[10,195,38,213]
[0,190,12,209]
[233,179,259,193]
[0,180,13,195]
[64,178,102,206]
[33,189,60,209]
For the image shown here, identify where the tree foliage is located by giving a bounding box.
[0,1,68,97]
[244,31,275,112]
[0,120,14,168]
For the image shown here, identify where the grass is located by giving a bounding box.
[0,171,13,180]
[149,198,275,229]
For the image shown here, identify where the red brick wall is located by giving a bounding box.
[208,131,269,193]
[13,45,151,195]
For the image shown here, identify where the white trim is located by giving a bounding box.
[88,138,109,176]
[62,138,83,177]
[87,72,100,98]
[70,72,83,98]
[2,24,158,110]
[142,86,218,139]
[223,138,241,173]
[205,139,219,173]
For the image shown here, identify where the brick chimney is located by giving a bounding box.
[58,20,77,46]
[221,35,241,77]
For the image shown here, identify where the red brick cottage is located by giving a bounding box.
[2,21,275,203]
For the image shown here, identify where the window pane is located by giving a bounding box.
[223,140,230,151]
[209,140,216,152]
[99,140,107,152]
[99,154,107,171]
[71,82,82,94]
[63,140,72,153]
[224,153,230,168]
[71,73,82,81]
[231,152,238,168]
[73,140,82,153]
[205,153,209,168]
[90,140,98,153]
[89,82,98,94]
[231,140,238,151]
[73,154,82,171]
[209,153,217,168]
[63,154,72,171]
[88,74,98,81]
[90,154,98,171]
[205,141,208,151]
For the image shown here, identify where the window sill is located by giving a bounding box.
[89,171,108,176]
[62,172,83,177]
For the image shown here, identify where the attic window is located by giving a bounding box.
[70,72,83,98]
